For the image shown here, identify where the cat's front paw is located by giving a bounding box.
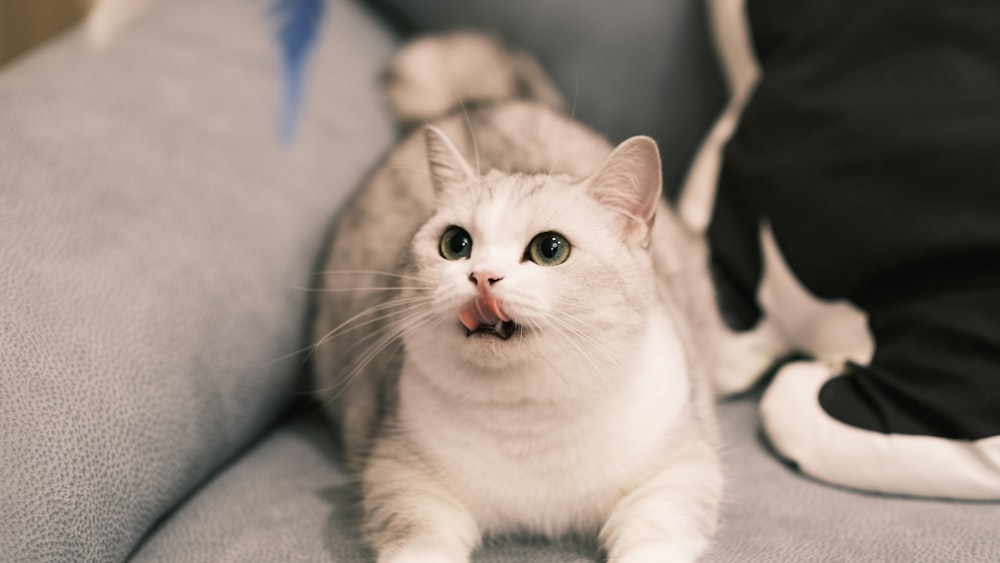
[376,538,471,563]
[608,540,702,563]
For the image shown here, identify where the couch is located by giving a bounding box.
[3,0,998,561]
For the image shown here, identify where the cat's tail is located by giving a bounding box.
[382,31,565,125]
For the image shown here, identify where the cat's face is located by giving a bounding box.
[399,127,663,396]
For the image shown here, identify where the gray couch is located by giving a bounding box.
[3,0,998,561]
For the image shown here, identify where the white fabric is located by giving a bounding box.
[761,361,1000,500]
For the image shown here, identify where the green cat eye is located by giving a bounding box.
[439,226,472,260]
[526,232,570,266]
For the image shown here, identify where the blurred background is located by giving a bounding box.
[0,0,92,67]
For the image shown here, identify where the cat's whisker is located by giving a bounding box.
[267,297,432,368]
[349,304,435,348]
[547,71,580,176]
[527,313,607,386]
[316,309,437,405]
[546,298,608,334]
[300,286,433,293]
[314,331,401,400]
[568,69,580,124]
[326,301,432,346]
[504,304,600,379]
[543,311,627,374]
[550,327,607,377]
[453,91,483,188]
[313,269,434,284]
[311,296,433,354]
[265,346,315,367]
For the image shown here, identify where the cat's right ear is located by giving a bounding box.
[425,125,475,199]
[587,135,663,247]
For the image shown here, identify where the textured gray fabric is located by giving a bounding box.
[130,408,604,562]
[706,396,1000,562]
[373,0,727,196]
[131,397,1000,562]
[0,0,396,560]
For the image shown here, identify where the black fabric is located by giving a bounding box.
[820,275,1000,440]
[708,170,763,331]
[712,0,1000,439]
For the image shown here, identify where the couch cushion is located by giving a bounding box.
[129,397,1000,561]
[0,0,396,559]
[131,407,605,561]
[372,0,726,196]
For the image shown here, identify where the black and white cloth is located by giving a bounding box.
[683,0,1000,499]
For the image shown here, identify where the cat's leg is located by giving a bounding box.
[759,282,1000,499]
[599,440,723,563]
[362,436,480,563]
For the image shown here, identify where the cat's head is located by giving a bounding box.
[401,126,663,398]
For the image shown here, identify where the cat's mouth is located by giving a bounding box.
[465,320,518,340]
[459,295,517,340]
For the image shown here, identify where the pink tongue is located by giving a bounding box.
[459,293,510,331]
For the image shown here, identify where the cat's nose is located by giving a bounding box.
[469,271,503,289]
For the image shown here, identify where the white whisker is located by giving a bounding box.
[315,308,437,405]
[545,311,627,375]
[329,301,432,345]
[300,286,433,293]
[455,96,483,187]
[548,69,580,176]
[314,296,432,349]
[271,295,432,367]
[313,269,433,284]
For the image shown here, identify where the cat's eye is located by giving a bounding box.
[526,232,570,266]
[439,226,473,260]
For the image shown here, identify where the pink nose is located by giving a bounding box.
[468,271,503,289]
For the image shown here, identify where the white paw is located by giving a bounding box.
[380,553,465,563]
[608,540,702,563]
[377,538,470,563]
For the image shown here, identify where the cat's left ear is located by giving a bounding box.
[424,125,475,200]
[587,135,662,247]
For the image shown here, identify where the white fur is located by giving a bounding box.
[761,361,1000,499]
[369,166,721,560]
[314,33,721,562]
[397,310,690,537]
[372,145,720,562]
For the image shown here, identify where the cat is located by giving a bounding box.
[311,31,723,563]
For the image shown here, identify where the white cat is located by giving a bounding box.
[312,32,723,562]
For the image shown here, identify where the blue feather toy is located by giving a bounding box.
[271,0,326,141]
